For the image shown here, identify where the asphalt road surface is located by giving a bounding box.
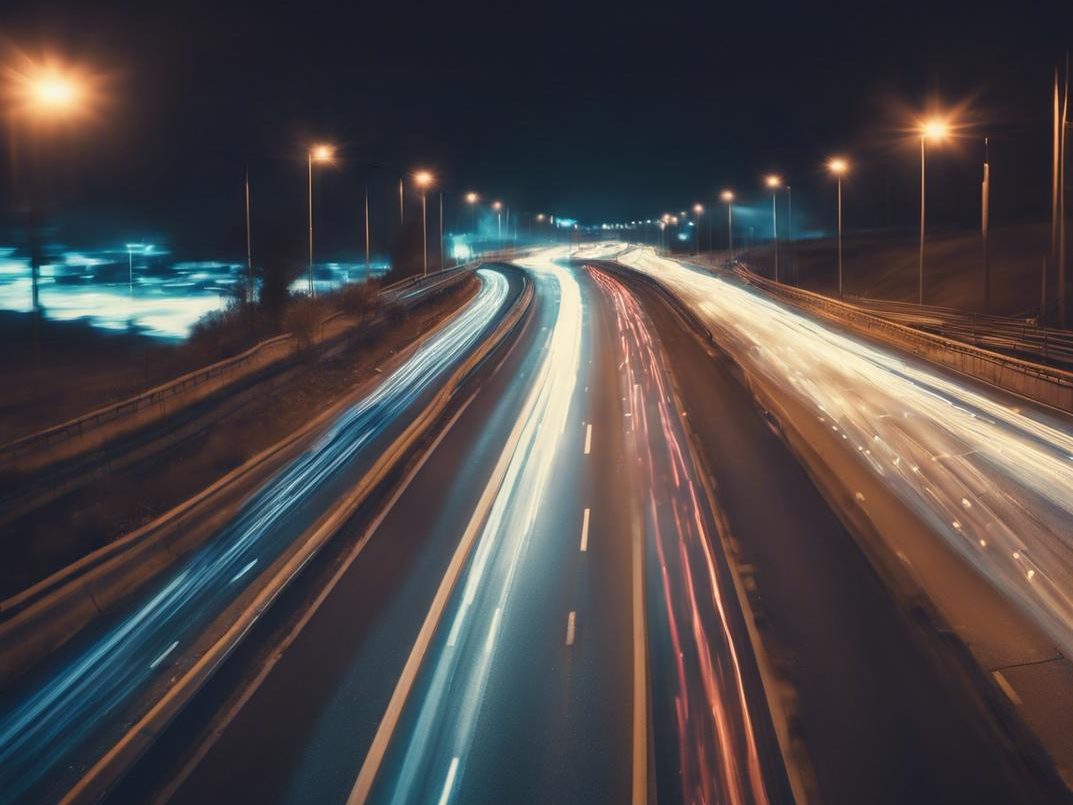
[0,267,516,804]
[109,249,790,805]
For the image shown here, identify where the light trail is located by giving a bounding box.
[619,247,1073,661]
[0,269,511,805]
[589,265,771,805]
[360,249,583,804]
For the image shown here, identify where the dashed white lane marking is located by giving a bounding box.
[580,508,591,552]
[438,756,460,805]
[228,558,258,585]
[484,607,503,657]
[149,640,179,670]
[993,670,1023,705]
[565,611,577,646]
[584,424,592,454]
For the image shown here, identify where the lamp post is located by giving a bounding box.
[307,143,334,296]
[721,190,735,264]
[693,204,704,255]
[9,60,94,328]
[364,183,371,280]
[765,174,782,281]
[414,170,433,276]
[245,168,253,302]
[465,191,479,248]
[918,118,950,305]
[827,158,849,296]
[492,201,503,240]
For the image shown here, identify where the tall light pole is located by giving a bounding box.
[721,190,735,264]
[827,158,849,296]
[693,204,704,255]
[414,170,433,276]
[245,167,253,302]
[466,192,479,256]
[9,59,95,342]
[438,191,444,270]
[765,174,782,281]
[307,143,335,296]
[981,138,991,312]
[364,183,371,280]
[492,200,503,240]
[918,118,950,305]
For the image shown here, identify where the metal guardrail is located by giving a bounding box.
[0,265,478,473]
[733,263,1073,414]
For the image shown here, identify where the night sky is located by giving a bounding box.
[2,1,1072,257]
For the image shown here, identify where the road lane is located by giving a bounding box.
[604,259,1053,803]
[0,267,515,805]
[116,248,790,805]
[618,248,1073,666]
[587,265,790,804]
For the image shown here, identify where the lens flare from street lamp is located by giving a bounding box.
[465,191,479,204]
[4,54,100,121]
[827,157,849,175]
[492,200,502,211]
[693,203,704,214]
[414,170,433,187]
[765,174,782,189]
[920,118,950,140]
[311,144,335,163]
[721,190,735,203]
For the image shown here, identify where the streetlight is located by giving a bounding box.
[693,203,704,255]
[307,143,334,296]
[6,57,99,332]
[720,190,735,264]
[918,117,950,304]
[465,192,479,256]
[414,170,434,276]
[765,174,782,281]
[827,158,849,296]
[492,200,503,240]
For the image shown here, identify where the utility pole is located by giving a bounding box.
[1060,54,1069,327]
[245,167,253,303]
[982,138,991,313]
[364,184,371,280]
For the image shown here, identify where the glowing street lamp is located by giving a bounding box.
[414,170,434,276]
[307,143,335,295]
[492,200,503,239]
[693,203,704,255]
[765,174,782,281]
[720,190,735,264]
[465,192,480,253]
[827,157,849,296]
[918,116,950,304]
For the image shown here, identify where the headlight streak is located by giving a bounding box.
[589,266,770,805]
[0,269,510,803]
[376,249,583,805]
[619,248,1073,661]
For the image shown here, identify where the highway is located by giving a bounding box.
[617,247,1073,667]
[106,249,790,804]
[0,267,517,804]
[3,245,1063,804]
